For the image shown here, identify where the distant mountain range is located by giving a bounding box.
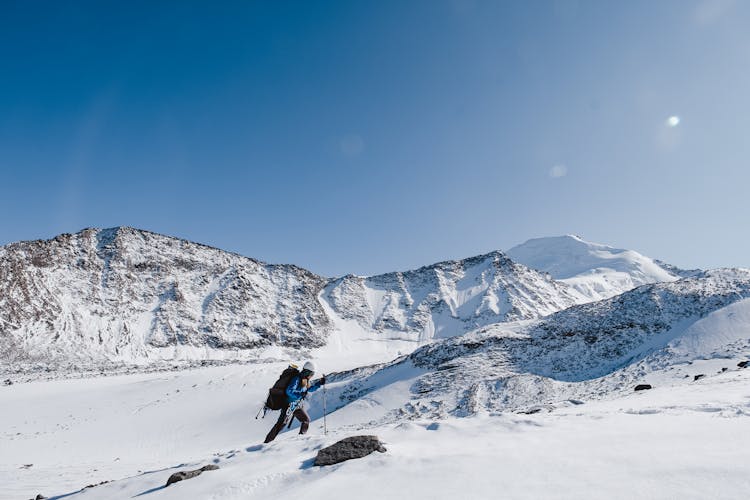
[0,227,703,373]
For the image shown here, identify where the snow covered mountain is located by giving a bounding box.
[0,228,585,374]
[327,268,750,421]
[506,235,697,301]
[0,227,332,371]
[323,251,580,342]
[3,231,748,500]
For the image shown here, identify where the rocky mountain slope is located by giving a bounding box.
[1,228,597,374]
[326,269,750,422]
[324,251,581,342]
[0,227,331,371]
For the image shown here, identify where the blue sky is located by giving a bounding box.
[1,0,749,276]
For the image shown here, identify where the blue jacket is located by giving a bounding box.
[285,375,322,403]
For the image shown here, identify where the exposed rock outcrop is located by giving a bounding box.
[165,464,219,486]
[314,436,386,466]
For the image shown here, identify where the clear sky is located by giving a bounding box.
[1,0,749,277]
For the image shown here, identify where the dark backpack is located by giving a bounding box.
[265,365,300,410]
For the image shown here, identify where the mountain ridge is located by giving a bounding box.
[0,227,582,373]
[0,227,706,375]
[325,268,750,421]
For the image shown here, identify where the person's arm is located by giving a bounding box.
[285,376,307,399]
[307,376,326,393]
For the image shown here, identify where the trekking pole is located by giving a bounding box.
[255,391,270,419]
[323,374,328,435]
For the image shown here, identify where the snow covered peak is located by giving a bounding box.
[0,227,332,372]
[328,268,750,421]
[507,235,668,280]
[323,250,580,343]
[506,235,685,301]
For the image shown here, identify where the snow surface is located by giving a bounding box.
[2,361,749,500]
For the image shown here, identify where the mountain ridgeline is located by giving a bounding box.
[326,269,750,420]
[0,227,698,373]
[0,228,330,370]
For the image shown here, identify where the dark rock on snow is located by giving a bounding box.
[738,361,749,368]
[634,384,652,391]
[314,435,387,466]
[693,374,705,381]
[165,464,219,487]
[85,480,111,489]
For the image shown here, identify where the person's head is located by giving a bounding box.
[301,360,316,379]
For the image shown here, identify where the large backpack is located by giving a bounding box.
[265,364,300,410]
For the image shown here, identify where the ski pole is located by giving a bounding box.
[323,376,328,435]
[255,391,270,419]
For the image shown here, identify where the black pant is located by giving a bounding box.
[264,404,310,443]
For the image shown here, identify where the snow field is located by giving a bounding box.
[2,362,750,500]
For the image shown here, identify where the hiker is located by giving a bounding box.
[264,361,326,443]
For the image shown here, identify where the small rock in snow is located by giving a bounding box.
[634,384,652,391]
[738,361,749,368]
[165,464,219,486]
[693,374,705,381]
[85,480,111,489]
[314,436,386,466]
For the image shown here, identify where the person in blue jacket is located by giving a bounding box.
[264,361,326,443]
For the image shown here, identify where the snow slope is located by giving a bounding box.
[2,358,748,500]
[323,269,750,420]
[507,235,688,301]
